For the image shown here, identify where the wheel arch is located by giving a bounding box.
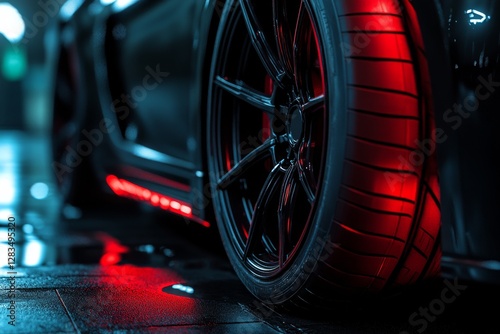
[191,0,228,224]
[409,0,455,149]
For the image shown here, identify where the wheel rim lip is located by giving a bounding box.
[210,0,328,279]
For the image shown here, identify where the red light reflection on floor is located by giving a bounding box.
[95,232,130,266]
[85,265,196,324]
[106,175,210,228]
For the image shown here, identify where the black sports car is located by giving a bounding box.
[49,0,500,308]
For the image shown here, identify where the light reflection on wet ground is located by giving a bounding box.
[0,132,499,333]
[0,131,61,269]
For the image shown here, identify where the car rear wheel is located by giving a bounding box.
[51,47,103,209]
[207,0,441,308]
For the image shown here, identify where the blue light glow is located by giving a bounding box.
[30,183,49,200]
[466,9,491,25]
[172,284,194,294]
[0,3,25,44]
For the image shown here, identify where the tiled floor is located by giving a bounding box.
[0,132,499,333]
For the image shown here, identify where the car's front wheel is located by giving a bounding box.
[207,0,441,309]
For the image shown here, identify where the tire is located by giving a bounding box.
[207,0,441,308]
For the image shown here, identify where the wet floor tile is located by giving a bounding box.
[145,322,281,333]
[0,289,76,334]
[57,285,260,331]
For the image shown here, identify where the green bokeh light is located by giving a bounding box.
[2,46,27,81]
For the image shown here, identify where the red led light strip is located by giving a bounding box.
[106,175,211,228]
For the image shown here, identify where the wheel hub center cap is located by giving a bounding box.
[287,104,304,146]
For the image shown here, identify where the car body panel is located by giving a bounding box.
[412,0,500,283]
[54,0,218,220]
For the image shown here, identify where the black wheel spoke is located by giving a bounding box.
[298,160,316,204]
[218,136,285,190]
[272,0,295,77]
[297,116,318,204]
[292,2,307,93]
[302,94,325,113]
[277,163,298,267]
[244,162,285,260]
[215,76,275,114]
[239,0,287,86]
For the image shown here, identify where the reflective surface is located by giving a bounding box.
[0,132,498,333]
